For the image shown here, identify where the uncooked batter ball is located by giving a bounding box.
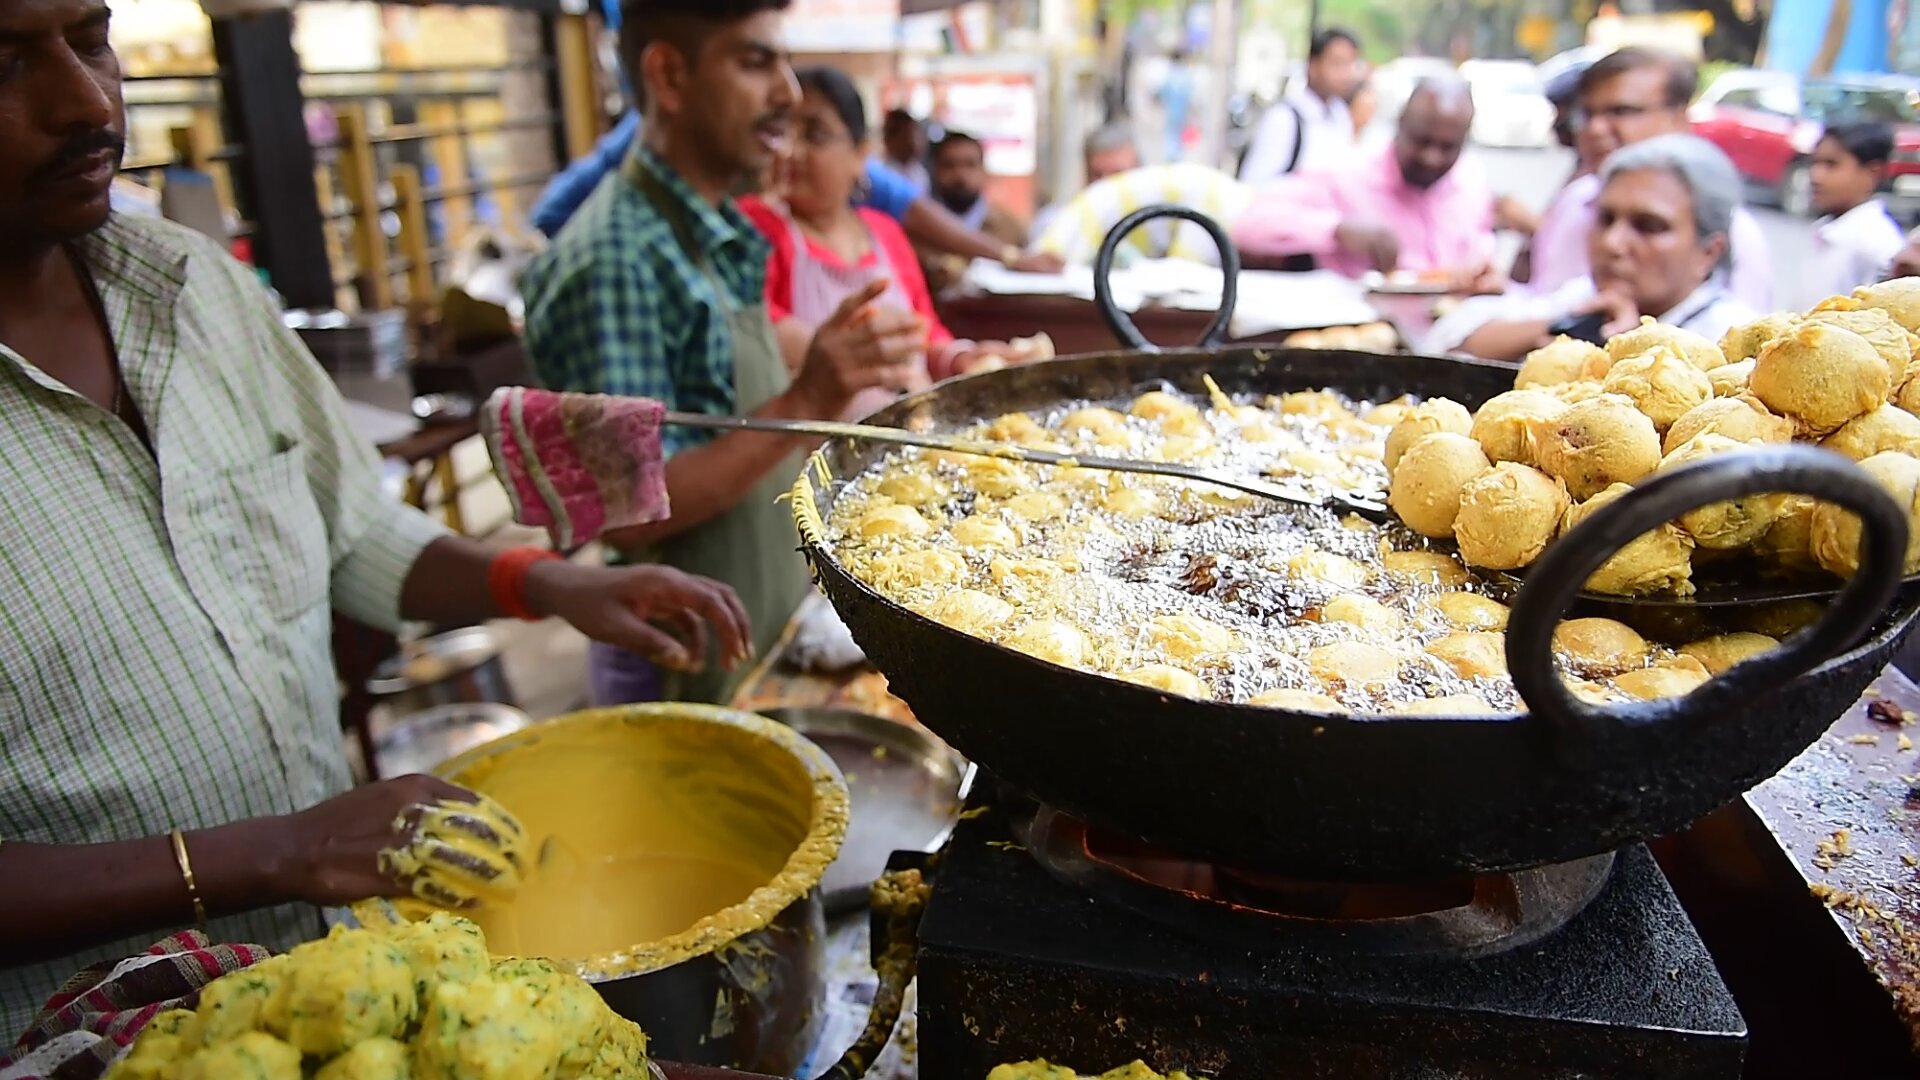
[1388,433,1491,538]
[1453,462,1569,570]
[1662,394,1794,455]
[1529,393,1662,501]
[1719,312,1798,365]
[1606,317,1727,372]
[1855,277,1920,334]
[1384,398,1473,474]
[1656,433,1783,549]
[1750,322,1893,436]
[1515,336,1607,388]
[1470,389,1566,465]
[1822,403,1920,462]
[1600,345,1713,432]
[1804,305,1917,389]
[1811,450,1920,576]
[1562,482,1696,596]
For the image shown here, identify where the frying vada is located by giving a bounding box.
[1679,632,1779,675]
[1709,359,1756,397]
[1613,655,1711,701]
[1453,463,1569,570]
[1529,393,1662,501]
[1515,336,1607,389]
[1656,433,1782,549]
[1804,305,1918,389]
[1822,403,1920,462]
[1248,687,1344,712]
[1606,316,1727,372]
[1854,277,1920,334]
[1425,632,1509,679]
[1552,618,1650,676]
[1388,433,1491,538]
[1662,394,1794,455]
[1751,322,1892,436]
[1384,398,1474,473]
[1427,591,1510,630]
[1601,346,1713,432]
[1719,312,1798,365]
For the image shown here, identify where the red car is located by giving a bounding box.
[1689,69,1920,216]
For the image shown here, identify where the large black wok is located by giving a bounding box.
[794,208,1919,881]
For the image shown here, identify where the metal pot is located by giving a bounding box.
[372,702,532,779]
[354,705,848,1076]
[366,626,516,714]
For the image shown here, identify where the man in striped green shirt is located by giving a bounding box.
[0,0,751,1035]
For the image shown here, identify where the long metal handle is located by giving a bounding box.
[660,410,1385,515]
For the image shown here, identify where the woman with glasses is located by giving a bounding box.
[739,66,1029,420]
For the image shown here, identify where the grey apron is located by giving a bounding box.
[589,154,812,705]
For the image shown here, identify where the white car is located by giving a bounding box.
[1460,59,1556,148]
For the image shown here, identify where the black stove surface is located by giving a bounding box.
[916,790,1746,1080]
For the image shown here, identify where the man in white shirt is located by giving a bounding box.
[1239,28,1363,186]
[1802,122,1908,307]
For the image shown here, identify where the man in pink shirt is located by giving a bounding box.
[1231,78,1499,290]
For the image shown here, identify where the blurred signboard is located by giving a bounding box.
[785,0,900,52]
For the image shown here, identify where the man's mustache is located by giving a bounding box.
[30,130,125,184]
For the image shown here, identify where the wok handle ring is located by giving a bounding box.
[1092,204,1241,353]
[1506,444,1909,748]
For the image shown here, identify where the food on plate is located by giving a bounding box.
[1601,346,1713,432]
[1515,336,1606,388]
[1452,463,1569,570]
[1606,316,1726,372]
[1427,591,1510,630]
[1529,394,1661,501]
[1425,632,1508,679]
[1613,655,1711,700]
[1719,313,1798,365]
[1119,664,1210,698]
[1561,482,1696,596]
[1657,433,1783,549]
[1318,593,1406,634]
[1307,642,1406,689]
[106,916,653,1080]
[1383,398,1473,473]
[1469,389,1566,465]
[1381,549,1471,586]
[1855,278,1920,333]
[1708,359,1756,397]
[1248,687,1344,711]
[1662,395,1794,455]
[1750,323,1892,436]
[1553,618,1651,676]
[1811,450,1920,576]
[1388,433,1490,538]
[1821,403,1920,462]
[1679,632,1779,674]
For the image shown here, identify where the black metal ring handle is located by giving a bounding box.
[1091,204,1241,352]
[1506,444,1910,745]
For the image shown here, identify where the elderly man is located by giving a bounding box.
[1239,27,1365,184]
[1424,134,1756,360]
[1526,48,1772,308]
[1232,77,1498,290]
[1028,121,1143,243]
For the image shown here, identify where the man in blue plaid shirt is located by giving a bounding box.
[522,0,925,705]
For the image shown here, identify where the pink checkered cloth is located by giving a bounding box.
[480,387,674,549]
[1,932,269,1080]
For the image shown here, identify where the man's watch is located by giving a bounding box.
[998,244,1023,268]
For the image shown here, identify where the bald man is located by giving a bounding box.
[1232,77,1500,291]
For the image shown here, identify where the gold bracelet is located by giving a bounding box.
[169,829,208,927]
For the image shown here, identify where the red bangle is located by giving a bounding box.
[487,546,563,621]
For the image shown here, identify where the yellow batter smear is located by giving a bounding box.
[989,1062,1201,1080]
[355,705,850,983]
[377,794,528,910]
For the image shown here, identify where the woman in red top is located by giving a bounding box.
[739,66,1027,420]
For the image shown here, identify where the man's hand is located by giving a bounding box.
[788,280,927,416]
[526,561,751,672]
[1582,288,1642,340]
[1888,230,1920,280]
[271,775,483,906]
[1494,194,1539,236]
[1449,260,1508,297]
[1333,223,1399,272]
[1010,250,1065,273]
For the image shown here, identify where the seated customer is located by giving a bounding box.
[1029,121,1145,243]
[1231,77,1499,291]
[1030,162,1252,267]
[921,130,1029,294]
[738,67,1028,419]
[1424,134,1756,360]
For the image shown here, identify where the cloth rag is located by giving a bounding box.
[480,386,672,549]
